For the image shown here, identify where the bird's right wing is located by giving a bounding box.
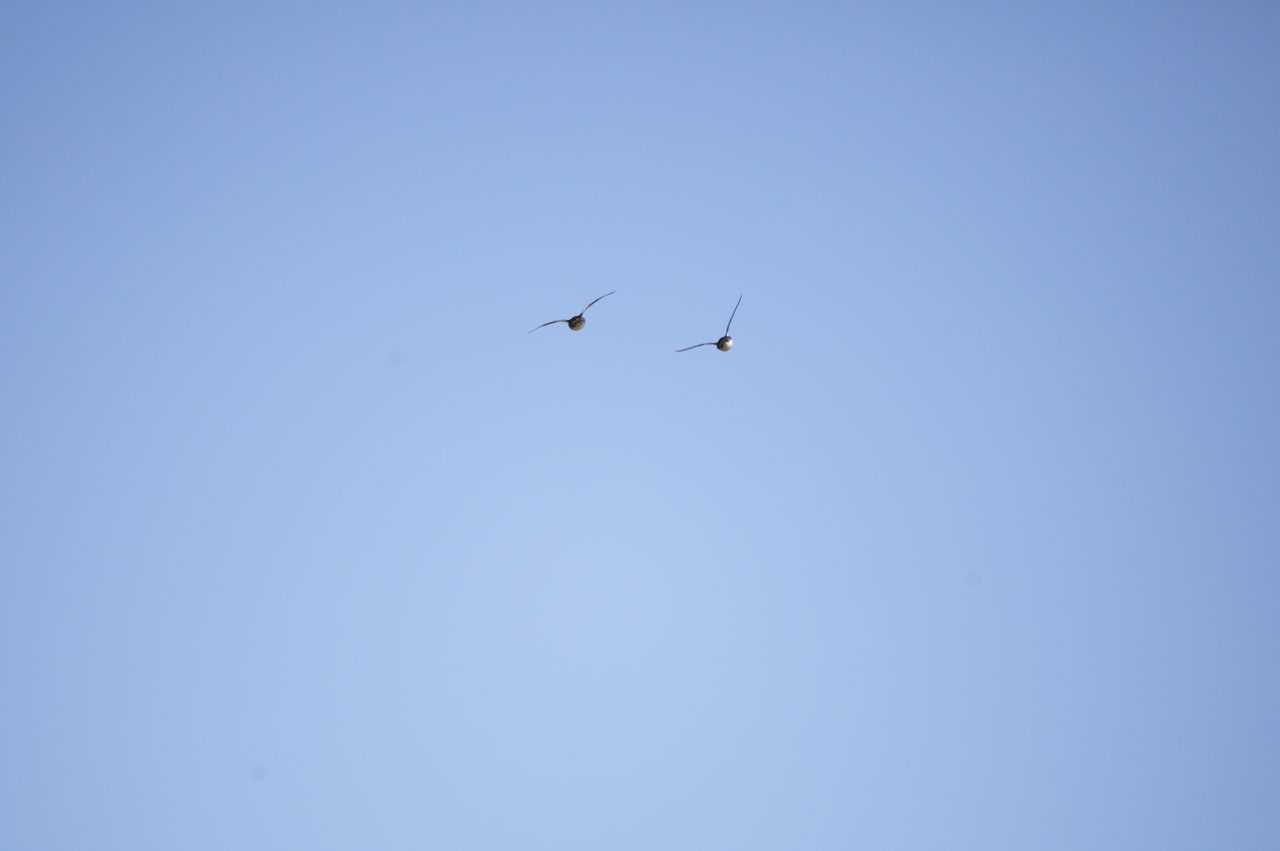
[724,294,743,335]
[581,291,615,313]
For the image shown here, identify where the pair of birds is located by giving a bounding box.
[529,292,743,352]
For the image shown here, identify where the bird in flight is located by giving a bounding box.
[528,291,615,333]
[676,294,742,352]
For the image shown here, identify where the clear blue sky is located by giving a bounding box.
[3,2,1278,848]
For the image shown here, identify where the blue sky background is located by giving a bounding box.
[3,2,1279,848]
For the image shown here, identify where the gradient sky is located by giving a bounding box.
[3,2,1279,848]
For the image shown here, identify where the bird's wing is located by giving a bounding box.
[675,341,715,352]
[581,291,616,314]
[528,319,569,333]
[724,294,743,335]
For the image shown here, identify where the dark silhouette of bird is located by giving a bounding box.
[676,294,742,352]
[528,292,615,333]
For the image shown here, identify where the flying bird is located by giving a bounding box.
[676,294,742,352]
[528,291,615,333]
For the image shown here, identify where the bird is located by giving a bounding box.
[676,294,742,352]
[528,291,615,333]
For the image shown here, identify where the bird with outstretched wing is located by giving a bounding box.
[676,294,742,352]
[529,291,615,333]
